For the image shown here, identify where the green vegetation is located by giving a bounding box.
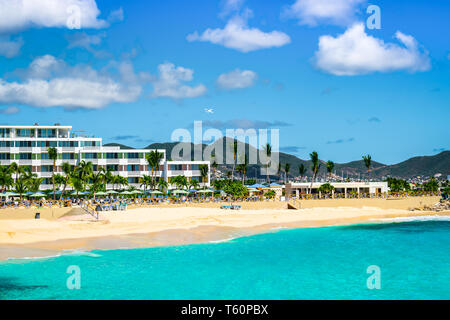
[386,177,411,192]
[309,151,320,193]
[265,190,276,198]
[423,178,439,192]
[318,183,335,194]
[213,179,248,197]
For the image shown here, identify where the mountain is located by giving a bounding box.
[106,141,449,180]
[103,143,135,150]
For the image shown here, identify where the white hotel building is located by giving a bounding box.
[0,124,210,190]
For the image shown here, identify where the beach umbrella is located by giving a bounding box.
[30,192,46,198]
[268,183,282,187]
[151,190,164,195]
[247,188,259,192]
[189,189,199,193]
[95,192,107,196]
[172,190,188,195]
[131,190,142,194]
[247,184,266,189]
[0,192,19,197]
[120,191,133,195]
[106,190,118,194]
[197,189,214,193]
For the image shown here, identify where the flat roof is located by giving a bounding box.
[0,125,72,129]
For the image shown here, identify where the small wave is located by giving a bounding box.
[370,215,450,223]
[3,249,101,263]
[270,226,289,230]
[209,237,236,244]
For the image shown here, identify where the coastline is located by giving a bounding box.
[1,197,448,261]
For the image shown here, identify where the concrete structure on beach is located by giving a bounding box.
[0,124,210,190]
[285,181,389,198]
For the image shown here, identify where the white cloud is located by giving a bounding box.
[217,69,257,90]
[0,55,142,109]
[314,24,431,76]
[221,0,245,17]
[67,32,105,49]
[151,62,207,100]
[0,36,23,58]
[108,7,124,23]
[0,106,19,114]
[283,0,365,26]
[187,11,291,53]
[0,0,107,33]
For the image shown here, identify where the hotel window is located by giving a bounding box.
[19,153,32,160]
[106,153,119,159]
[0,153,10,160]
[127,177,139,184]
[0,128,10,138]
[83,153,98,159]
[106,164,119,171]
[37,129,56,138]
[190,164,200,170]
[126,153,140,159]
[58,141,79,147]
[0,141,12,147]
[81,140,100,147]
[42,178,51,185]
[41,153,50,160]
[127,165,140,172]
[62,153,76,160]
[15,141,35,148]
[16,129,35,138]
[169,164,183,171]
[41,165,53,173]
[36,141,57,148]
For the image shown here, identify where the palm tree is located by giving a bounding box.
[277,162,282,182]
[309,151,321,194]
[363,155,372,181]
[298,164,307,182]
[326,161,335,181]
[91,171,105,200]
[139,175,153,193]
[236,155,248,184]
[231,140,238,181]
[47,147,58,200]
[189,179,200,190]
[70,176,84,198]
[199,164,209,185]
[284,163,290,183]
[28,177,44,193]
[61,162,73,197]
[14,175,28,201]
[9,162,23,184]
[76,160,93,188]
[263,143,272,184]
[146,151,164,186]
[0,165,13,191]
[54,174,66,192]
[157,179,168,193]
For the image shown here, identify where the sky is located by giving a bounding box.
[0,0,448,164]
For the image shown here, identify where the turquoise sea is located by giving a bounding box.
[1,219,449,300]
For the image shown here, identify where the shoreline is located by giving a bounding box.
[0,197,448,261]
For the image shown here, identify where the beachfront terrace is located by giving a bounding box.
[285,182,389,198]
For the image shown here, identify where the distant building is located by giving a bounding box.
[0,124,210,190]
[285,181,389,197]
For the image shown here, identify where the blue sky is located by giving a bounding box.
[0,0,448,164]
